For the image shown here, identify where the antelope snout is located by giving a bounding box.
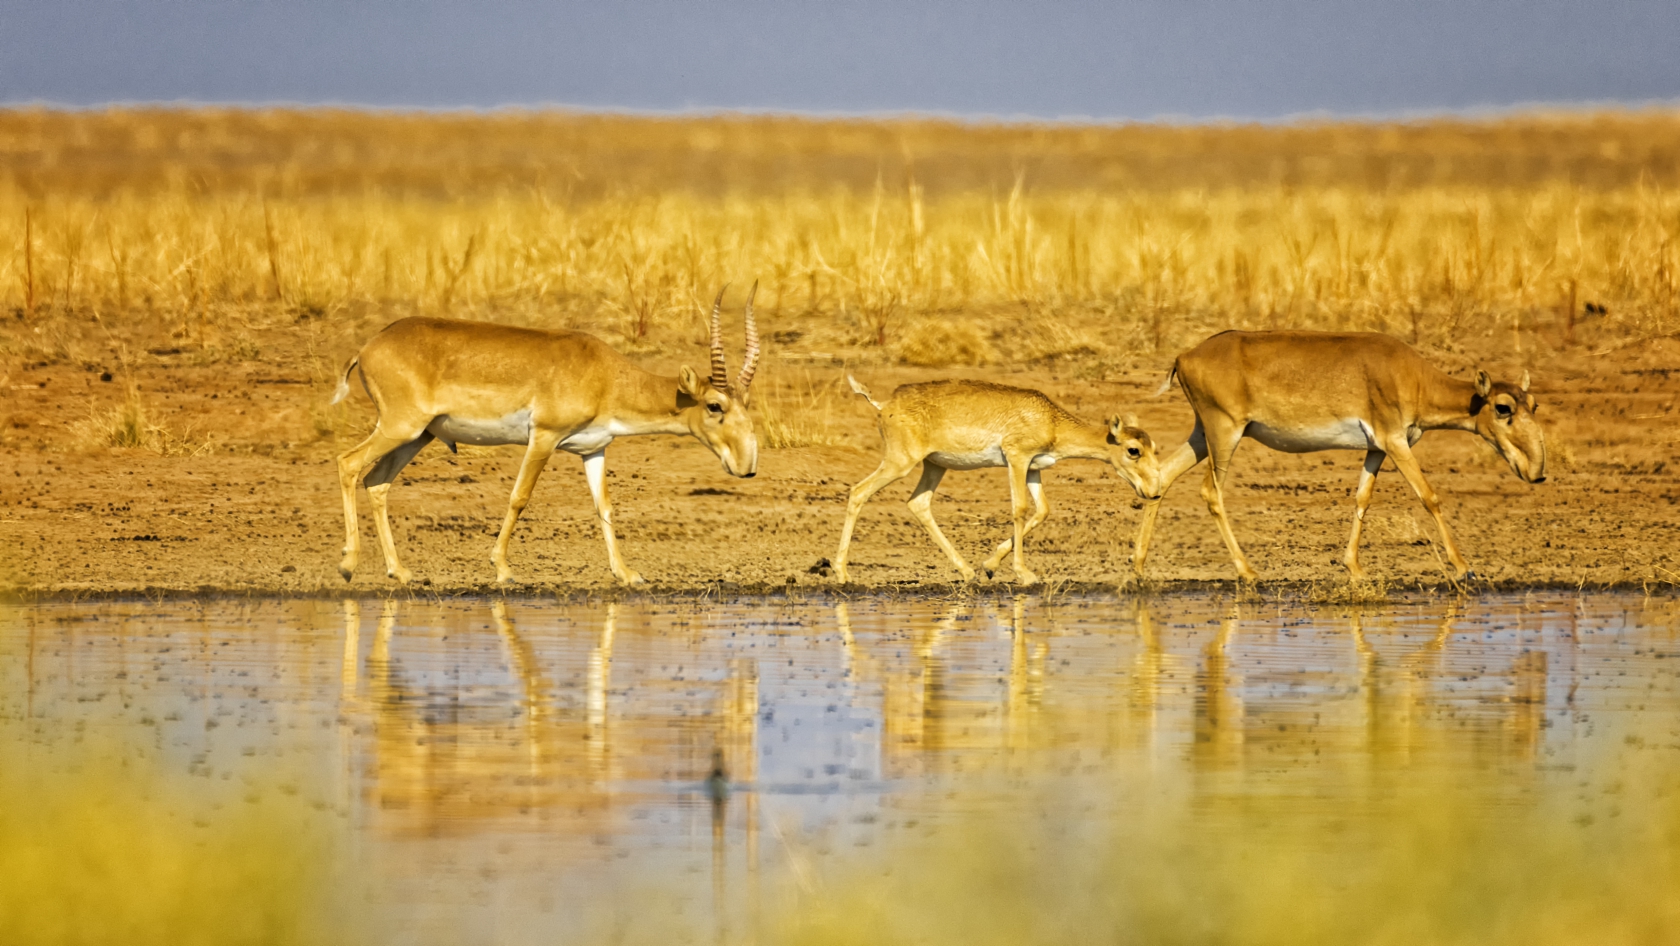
[721,443,759,478]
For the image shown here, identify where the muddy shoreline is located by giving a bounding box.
[4,576,1673,607]
[5,334,1679,600]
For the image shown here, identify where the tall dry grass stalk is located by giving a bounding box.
[2,108,1678,369]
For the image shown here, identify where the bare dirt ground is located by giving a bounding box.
[3,325,1678,599]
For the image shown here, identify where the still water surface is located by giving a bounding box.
[3,593,1678,941]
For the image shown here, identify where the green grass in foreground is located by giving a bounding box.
[1,728,1675,945]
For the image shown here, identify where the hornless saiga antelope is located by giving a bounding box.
[832,378,1164,585]
[1131,330,1547,582]
[332,286,761,585]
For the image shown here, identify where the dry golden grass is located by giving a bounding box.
[2,107,1678,389]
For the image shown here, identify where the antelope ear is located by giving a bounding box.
[1474,369,1492,398]
[678,365,704,398]
[1519,369,1531,393]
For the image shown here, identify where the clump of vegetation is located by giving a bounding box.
[897,317,997,366]
[74,383,215,455]
[757,367,848,448]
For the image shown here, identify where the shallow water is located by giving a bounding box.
[4,592,1679,943]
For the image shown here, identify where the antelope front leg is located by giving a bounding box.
[984,468,1047,578]
[1384,442,1474,580]
[491,430,561,584]
[1132,433,1205,576]
[1004,459,1040,585]
[1342,450,1385,580]
[583,450,644,586]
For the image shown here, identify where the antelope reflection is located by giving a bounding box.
[838,597,1050,777]
[338,599,758,838]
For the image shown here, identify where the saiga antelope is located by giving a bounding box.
[332,286,761,585]
[832,378,1163,584]
[1131,330,1546,582]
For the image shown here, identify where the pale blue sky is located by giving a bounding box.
[3,1,1677,119]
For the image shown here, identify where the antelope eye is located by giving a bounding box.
[706,402,724,415]
[1494,403,1513,418]
[1126,446,1141,458]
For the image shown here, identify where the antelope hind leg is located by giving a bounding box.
[1341,450,1385,580]
[1197,419,1258,581]
[362,432,434,583]
[904,463,975,581]
[336,428,422,581]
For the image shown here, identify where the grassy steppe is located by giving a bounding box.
[2,109,1678,593]
[3,108,1678,382]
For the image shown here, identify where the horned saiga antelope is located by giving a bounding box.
[332,286,761,585]
[832,378,1164,584]
[1131,330,1546,582]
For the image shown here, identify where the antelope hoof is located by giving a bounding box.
[957,567,977,582]
[617,570,646,586]
[389,566,414,584]
[338,551,356,582]
[984,568,995,580]
[1014,570,1041,586]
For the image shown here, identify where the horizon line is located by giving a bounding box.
[5,96,1679,129]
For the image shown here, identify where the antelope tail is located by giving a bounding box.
[847,374,884,411]
[1153,366,1179,398]
[330,356,360,405]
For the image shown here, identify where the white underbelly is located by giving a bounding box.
[1246,418,1375,453]
[926,446,1006,471]
[428,410,533,447]
[559,424,618,455]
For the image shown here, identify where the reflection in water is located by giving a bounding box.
[4,593,1678,939]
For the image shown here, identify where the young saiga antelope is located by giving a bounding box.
[332,286,761,585]
[832,378,1164,584]
[1132,330,1546,582]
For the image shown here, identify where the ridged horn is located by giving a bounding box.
[708,284,729,391]
[736,280,761,394]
